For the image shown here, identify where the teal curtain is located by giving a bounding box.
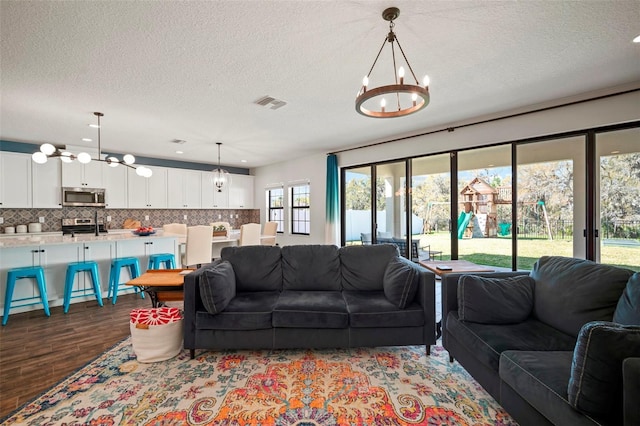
[325,154,339,245]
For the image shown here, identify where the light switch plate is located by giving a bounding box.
[145,215,149,221]
[106,216,112,222]
[183,215,188,220]
[39,217,45,223]
[235,214,239,219]
[0,217,3,224]
[218,214,222,219]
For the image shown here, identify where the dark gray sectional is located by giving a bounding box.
[441,256,640,426]
[184,244,436,357]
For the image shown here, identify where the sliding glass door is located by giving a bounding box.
[516,136,585,270]
[595,128,640,271]
[412,154,451,260]
[457,145,512,268]
[344,167,373,245]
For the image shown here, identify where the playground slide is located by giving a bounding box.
[457,212,473,239]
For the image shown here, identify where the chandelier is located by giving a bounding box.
[31,112,152,177]
[355,7,430,118]
[211,142,230,192]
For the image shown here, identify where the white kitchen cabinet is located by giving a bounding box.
[116,237,177,271]
[32,159,62,208]
[229,174,254,209]
[201,172,229,208]
[102,163,128,208]
[0,244,71,314]
[0,151,32,208]
[127,166,167,209]
[167,169,201,209]
[72,241,115,296]
[62,161,103,188]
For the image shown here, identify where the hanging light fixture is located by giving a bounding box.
[211,142,230,192]
[355,7,430,118]
[31,112,152,177]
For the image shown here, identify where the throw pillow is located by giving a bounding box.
[568,321,640,420]
[613,273,640,325]
[199,261,236,315]
[458,275,535,324]
[383,257,418,309]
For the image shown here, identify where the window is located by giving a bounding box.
[267,188,284,232]
[291,184,310,235]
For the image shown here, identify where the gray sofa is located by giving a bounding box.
[442,256,640,426]
[184,244,436,358]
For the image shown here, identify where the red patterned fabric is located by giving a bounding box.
[130,307,182,325]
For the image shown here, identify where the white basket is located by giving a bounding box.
[130,319,183,363]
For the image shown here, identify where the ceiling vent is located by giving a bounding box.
[171,139,187,145]
[254,95,287,110]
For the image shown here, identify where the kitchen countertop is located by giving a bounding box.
[0,231,177,248]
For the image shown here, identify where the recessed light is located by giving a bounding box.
[89,124,100,128]
[82,138,92,142]
[611,150,620,154]
[241,159,247,163]
[175,150,184,154]
[633,35,640,43]
[488,164,494,167]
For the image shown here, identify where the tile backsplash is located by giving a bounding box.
[0,208,260,233]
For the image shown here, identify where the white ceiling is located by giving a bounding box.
[1,1,639,169]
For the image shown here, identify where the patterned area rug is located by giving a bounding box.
[3,341,517,425]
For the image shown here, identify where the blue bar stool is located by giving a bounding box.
[63,261,103,313]
[3,266,51,326]
[148,253,176,270]
[108,257,144,304]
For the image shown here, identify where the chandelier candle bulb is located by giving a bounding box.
[362,76,368,92]
[424,75,430,87]
[398,67,405,84]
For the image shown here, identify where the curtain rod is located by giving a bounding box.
[327,88,639,156]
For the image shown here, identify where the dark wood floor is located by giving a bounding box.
[0,294,149,419]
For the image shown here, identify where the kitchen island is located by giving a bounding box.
[0,231,179,319]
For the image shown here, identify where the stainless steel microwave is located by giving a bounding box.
[62,187,106,207]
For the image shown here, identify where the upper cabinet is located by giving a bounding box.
[127,166,167,209]
[32,159,62,208]
[228,174,254,209]
[201,171,229,208]
[62,161,103,188]
[167,169,202,209]
[102,163,128,209]
[0,152,32,208]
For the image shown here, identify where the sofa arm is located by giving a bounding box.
[623,357,640,426]
[183,260,221,353]
[441,271,529,347]
[413,262,436,347]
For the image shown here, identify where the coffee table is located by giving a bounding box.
[126,269,194,307]
[418,259,495,277]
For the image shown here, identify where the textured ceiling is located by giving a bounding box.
[1,1,639,169]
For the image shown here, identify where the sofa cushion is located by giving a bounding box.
[530,256,633,337]
[343,291,424,328]
[199,261,236,315]
[613,273,640,325]
[196,291,280,330]
[340,244,399,291]
[273,291,348,328]
[499,351,593,426]
[383,257,418,309]
[568,321,640,420]
[221,245,282,292]
[282,245,341,291]
[458,275,535,324]
[447,311,576,372]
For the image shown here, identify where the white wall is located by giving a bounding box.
[252,153,327,245]
[253,90,640,244]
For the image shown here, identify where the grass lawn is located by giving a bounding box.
[416,232,639,272]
